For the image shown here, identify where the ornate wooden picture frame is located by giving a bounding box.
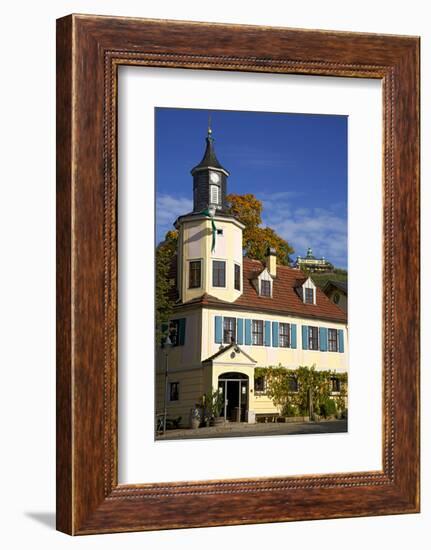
[56,14,420,535]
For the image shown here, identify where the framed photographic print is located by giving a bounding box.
[56,14,420,534]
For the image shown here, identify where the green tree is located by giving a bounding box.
[226,193,294,265]
[155,230,178,345]
[255,365,348,417]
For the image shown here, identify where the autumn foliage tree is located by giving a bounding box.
[155,230,178,345]
[226,193,294,265]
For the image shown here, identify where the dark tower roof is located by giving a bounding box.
[190,129,229,175]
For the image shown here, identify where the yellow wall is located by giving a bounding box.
[155,367,204,427]
[178,214,244,303]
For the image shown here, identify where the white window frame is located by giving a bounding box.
[234,262,241,291]
[223,317,237,344]
[279,322,291,348]
[304,287,315,304]
[188,258,202,289]
[260,279,272,297]
[308,325,319,350]
[328,328,338,352]
[252,319,264,346]
[212,259,226,288]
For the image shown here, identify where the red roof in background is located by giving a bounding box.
[169,256,347,324]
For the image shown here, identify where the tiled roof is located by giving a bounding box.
[168,256,347,324]
[234,258,347,323]
[323,280,348,294]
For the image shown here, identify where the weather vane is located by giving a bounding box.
[207,113,212,137]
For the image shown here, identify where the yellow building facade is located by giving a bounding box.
[156,305,348,424]
[156,128,348,427]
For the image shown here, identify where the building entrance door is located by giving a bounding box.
[218,373,248,422]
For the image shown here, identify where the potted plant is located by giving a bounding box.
[203,389,225,426]
[189,404,201,430]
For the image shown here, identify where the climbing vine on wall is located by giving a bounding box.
[254,365,348,417]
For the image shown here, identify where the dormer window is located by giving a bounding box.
[299,277,316,305]
[260,280,271,297]
[304,288,314,304]
[254,268,273,297]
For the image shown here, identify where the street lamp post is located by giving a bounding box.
[208,204,216,217]
[163,335,173,433]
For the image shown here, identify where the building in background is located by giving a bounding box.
[295,248,333,273]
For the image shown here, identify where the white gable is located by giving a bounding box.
[207,345,257,367]
[257,267,274,282]
[303,277,316,290]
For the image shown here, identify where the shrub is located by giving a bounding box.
[282,403,299,417]
[319,397,337,418]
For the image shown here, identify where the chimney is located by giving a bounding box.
[265,247,277,277]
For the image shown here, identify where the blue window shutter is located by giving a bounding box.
[272,321,279,347]
[178,318,186,346]
[319,327,328,352]
[245,319,252,345]
[291,324,297,349]
[237,318,244,345]
[264,321,271,346]
[214,316,223,344]
[338,329,344,353]
[302,325,308,350]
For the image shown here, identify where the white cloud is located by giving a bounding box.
[155,190,347,268]
[259,192,347,268]
[156,193,192,241]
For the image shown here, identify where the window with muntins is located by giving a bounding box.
[260,280,271,297]
[254,376,266,393]
[288,376,299,392]
[252,320,263,345]
[169,382,179,401]
[167,319,185,347]
[234,264,241,291]
[212,260,226,287]
[305,287,314,304]
[189,260,201,288]
[331,377,341,392]
[279,322,290,347]
[223,317,236,344]
[328,328,338,352]
[168,320,179,346]
[308,326,319,350]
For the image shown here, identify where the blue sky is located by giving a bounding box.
[155,107,347,269]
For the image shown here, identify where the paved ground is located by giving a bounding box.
[156,419,347,440]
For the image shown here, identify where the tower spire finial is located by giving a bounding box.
[207,113,212,138]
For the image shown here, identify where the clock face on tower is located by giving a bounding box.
[209,171,220,184]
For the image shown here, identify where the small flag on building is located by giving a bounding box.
[200,208,217,253]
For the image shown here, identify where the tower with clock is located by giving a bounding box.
[174,125,245,304]
[191,126,229,213]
